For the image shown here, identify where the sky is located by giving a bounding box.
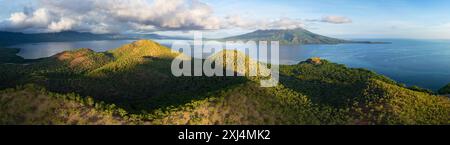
[1,0,450,39]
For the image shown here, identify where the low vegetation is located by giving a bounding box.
[0,48,30,63]
[0,84,127,125]
[0,40,449,125]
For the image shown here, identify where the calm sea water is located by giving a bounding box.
[8,39,450,90]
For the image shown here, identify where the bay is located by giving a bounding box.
[8,39,450,90]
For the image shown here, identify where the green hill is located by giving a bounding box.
[0,40,448,125]
[0,85,127,125]
[222,28,386,45]
[0,48,30,63]
[439,84,450,95]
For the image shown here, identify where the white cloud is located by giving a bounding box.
[5,8,52,32]
[48,18,75,32]
[0,0,223,33]
[225,15,304,30]
[321,16,352,24]
[265,18,305,29]
[0,0,348,34]
[306,16,352,24]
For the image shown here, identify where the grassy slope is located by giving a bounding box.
[0,40,449,125]
[0,85,126,125]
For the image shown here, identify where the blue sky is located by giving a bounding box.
[0,0,34,17]
[1,0,450,39]
[204,0,450,39]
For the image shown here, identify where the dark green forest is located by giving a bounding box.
[0,40,449,125]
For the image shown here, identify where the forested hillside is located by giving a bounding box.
[0,40,448,125]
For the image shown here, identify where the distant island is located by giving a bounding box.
[0,31,187,47]
[0,28,389,47]
[222,28,389,45]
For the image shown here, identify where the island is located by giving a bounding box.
[221,28,390,45]
[0,40,447,125]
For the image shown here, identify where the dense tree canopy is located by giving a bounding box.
[439,84,450,95]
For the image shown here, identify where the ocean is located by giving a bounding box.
[9,39,450,90]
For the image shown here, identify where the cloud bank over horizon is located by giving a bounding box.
[0,0,352,34]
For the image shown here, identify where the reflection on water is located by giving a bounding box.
[11,40,135,59]
[8,39,450,90]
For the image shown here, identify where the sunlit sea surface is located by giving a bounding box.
[9,39,450,90]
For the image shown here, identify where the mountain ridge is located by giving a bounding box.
[0,31,186,47]
[0,31,118,46]
[222,28,388,45]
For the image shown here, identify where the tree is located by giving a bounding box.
[438,83,450,94]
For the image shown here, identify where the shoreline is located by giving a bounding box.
[1,40,448,93]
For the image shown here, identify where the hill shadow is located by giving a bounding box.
[39,57,249,113]
[279,74,367,107]
[276,62,391,107]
